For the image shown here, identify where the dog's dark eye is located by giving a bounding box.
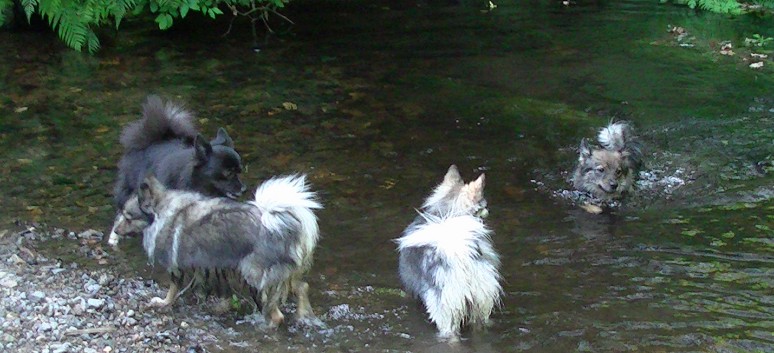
[595,166,605,172]
[140,211,154,223]
[615,169,623,177]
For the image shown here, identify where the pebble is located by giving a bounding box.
[72,304,84,316]
[0,278,18,288]
[77,229,103,240]
[31,291,46,302]
[86,283,101,293]
[50,342,71,353]
[87,298,105,309]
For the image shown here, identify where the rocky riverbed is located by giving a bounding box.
[0,224,416,353]
[0,225,229,352]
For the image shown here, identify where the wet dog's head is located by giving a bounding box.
[573,138,634,200]
[423,165,488,218]
[193,128,246,199]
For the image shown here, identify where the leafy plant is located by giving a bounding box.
[0,0,138,53]
[662,0,743,14]
[0,0,291,53]
[662,0,774,14]
[744,34,774,47]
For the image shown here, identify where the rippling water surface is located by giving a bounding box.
[1,0,773,351]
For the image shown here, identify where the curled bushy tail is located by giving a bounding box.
[598,121,642,168]
[597,121,632,152]
[251,175,323,265]
[397,213,502,338]
[120,95,198,150]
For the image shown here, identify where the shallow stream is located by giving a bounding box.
[1,0,773,351]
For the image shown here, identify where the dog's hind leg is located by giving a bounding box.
[149,272,182,308]
[149,282,178,308]
[261,284,285,328]
[292,277,326,327]
[294,279,313,317]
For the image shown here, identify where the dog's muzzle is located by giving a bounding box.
[599,184,617,193]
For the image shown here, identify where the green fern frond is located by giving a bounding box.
[86,29,101,53]
[22,0,38,22]
[669,0,743,13]
[0,0,13,27]
[45,5,90,51]
[696,0,741,13]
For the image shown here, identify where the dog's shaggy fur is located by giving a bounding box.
[396,165,501,341]
[113,174,322,327]
[109,95,246,246]
[572,121,642,204]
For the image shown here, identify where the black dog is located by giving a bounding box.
[108,95,246,245]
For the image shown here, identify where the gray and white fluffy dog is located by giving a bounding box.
[109,95,246,246]
[396,165,502,341]
[572,121,642,212]
[112,174,322,327]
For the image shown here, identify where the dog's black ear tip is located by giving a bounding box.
[194,133,214,159]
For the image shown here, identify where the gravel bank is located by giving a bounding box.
[0,225,415,353]
[0,225,253,353]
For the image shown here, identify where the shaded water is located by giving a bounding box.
[1,0,774,351]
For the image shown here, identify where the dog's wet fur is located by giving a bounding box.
[572,121,642,204]
[113,174,323,327]
[109,95,245,246]
[396,165,501,342]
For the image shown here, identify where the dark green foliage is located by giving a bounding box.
[683,0,741,13]
[664,0,774,14]
[0,0,289,53]
[0,0,12,27]
[0,0,138,52]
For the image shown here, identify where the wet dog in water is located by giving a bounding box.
[396,165,501,342]
[112,174,323,327]
[109,95,246,246]
[572,121,642,213]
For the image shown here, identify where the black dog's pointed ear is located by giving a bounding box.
[194,134,213,162]
[210,128,234,148]
[579,138,592,160]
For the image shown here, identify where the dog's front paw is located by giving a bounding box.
[107,232,121,247]
[266,308,284,328]
[580,203,604,214]
[148,297,170,308]
[437,330,461,344]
